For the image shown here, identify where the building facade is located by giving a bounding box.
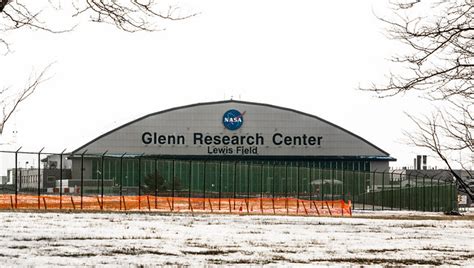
[68,100,395,196]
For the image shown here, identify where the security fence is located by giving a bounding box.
[0,150,458,213]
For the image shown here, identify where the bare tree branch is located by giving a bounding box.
[364,0,473,199]
[0,1,197,53]
[0,63,53,135]
[404,111,473,199]
[362,1,474,101]
[0,0,195,135]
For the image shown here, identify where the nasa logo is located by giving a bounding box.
[222,109,245,131]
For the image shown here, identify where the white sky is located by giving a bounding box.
[0,0,458,169]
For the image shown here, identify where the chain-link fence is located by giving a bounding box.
[0,150,458,213]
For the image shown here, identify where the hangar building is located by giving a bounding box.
[69,100,395,199]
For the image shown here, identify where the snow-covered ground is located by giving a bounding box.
[0,211,473,266]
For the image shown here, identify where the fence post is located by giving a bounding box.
[381,170,386,210]
[309,162,313,208]
[203,161,206,210]
[60,149,66,210]
[71,196,76,210]
[436,176,440,212]
[285,163,288,214]
[390,170,395,210]
[415,174,419,210]
[260,164,264,200]
[297,163,300,201]
[342,168,345,202]
[331,162,335,203]
[80,150,87,210]
[171,160,175,211]
[100,151,107,210]
[188,160,192,207]
[19,168,22,194]
[37,147,44,209]
[453,180,458,212]
[15,147,22,209]
[233,161,237,209]
[422,175,426,212]
[138,153,144,210]
[320,162,324,203]
[399,172,403,210]
[414,174,419,211]
[154,158,158,209]
[406,172,410,210]
[272,163,275,200]
[372,170,376,211]
[296,163,300,213]
[430,175,433,212]
[351,165,356,210]
[219,161,222,210]
[247,162,250,201]
[119,153,126,210]
[360,162,365,210]
[451,180,456,211]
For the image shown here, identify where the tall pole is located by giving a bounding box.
[37,147,44,209]
[233,161,237,209]
[381,169,385,210]
[415,174,419,211]
[407,172,411,210]
[59,148,67,210]
[342,168,345,202]
[233,162,237,200]
[430,175,434,212]
[285,162,288,214]
[436,176,440,212]
[155,158,158,209]
[171,160,175,211]
[331,162,335,202]
[351,162,356,207]
[320,162,324,202]
[188,160,192,200]
[138,154,143,210]
[81,150,87,209]
[297,163,300,200]
[399,172,403,210]
[260,164,264,199]
[247,162,250,200]
[119,153,126,210]
[15,147,22,209]
[285,162,288,200]
[372,170,376,211]
[361,162,365,210]
[203,161,206,209]
[219,162,222,210]
[272,163,275,199]
[19,169,22,193]
[309,162,312,205]
[422,175,426,212]
[100,151,107,210]
[390,170,395,210]
[351,162,355,210]
[422,175,427,212]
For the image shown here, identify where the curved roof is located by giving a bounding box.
[72,100,393,160]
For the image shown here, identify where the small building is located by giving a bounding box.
[7,155,72,193]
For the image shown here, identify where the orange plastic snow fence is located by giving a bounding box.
[0,194,352,217]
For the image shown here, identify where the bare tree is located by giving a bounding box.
[362,0,473,198]
[0,64,52,135]
[0,0,195,136]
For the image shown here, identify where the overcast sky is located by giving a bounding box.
[0,0,455,170]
